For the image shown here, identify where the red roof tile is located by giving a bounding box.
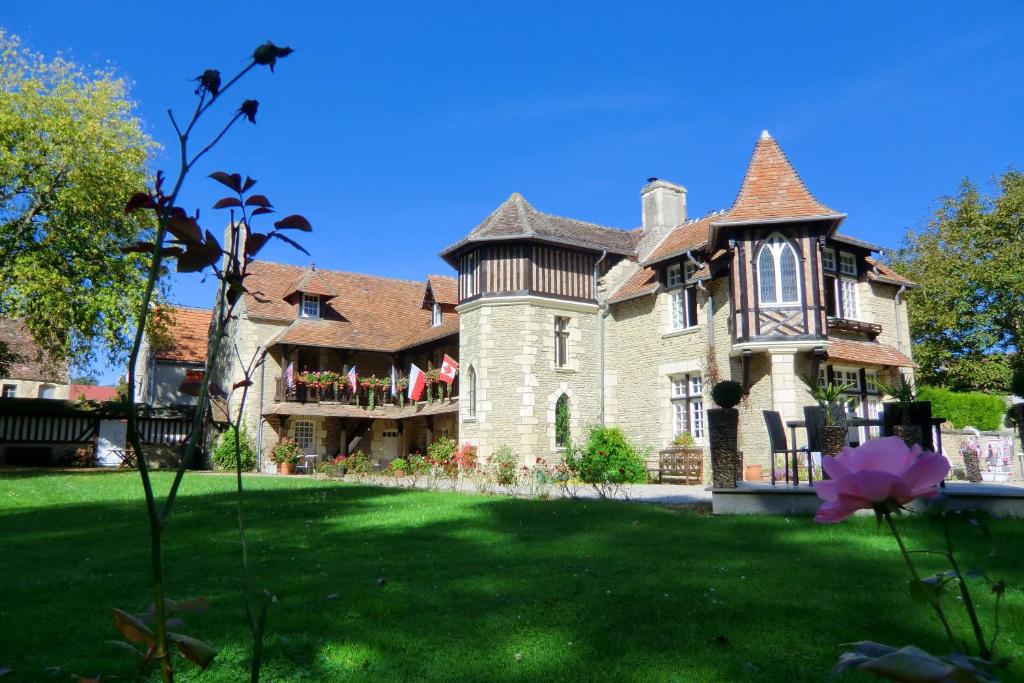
[283,268,338,299]
[865,257,917,287]
[827,337,917,368]
[248,261,458,353]
[721,131,841,224]
[608,267,658,304]
[69,384,119,401]
[0,319,67,382]
[152,307,211,364]
[426,275,458,306]
[643,212,723,265]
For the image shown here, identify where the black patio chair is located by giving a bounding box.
[764,410,810,486]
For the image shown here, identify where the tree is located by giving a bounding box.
[0,29,159,371]
[889,171,1024,392]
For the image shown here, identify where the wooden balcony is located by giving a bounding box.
[273,377,457,408]
[827,317,882,339]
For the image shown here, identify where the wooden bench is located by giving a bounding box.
[657,447,703,485]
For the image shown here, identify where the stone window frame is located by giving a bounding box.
[37,383,56,399]
[554,316,570,368]
[669,373,705,442]
[466,365,477,419]
[300,294,321,319]
[546,384,579,454]
[293,420,316,452]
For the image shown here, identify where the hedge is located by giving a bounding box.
[917,385,1007,431]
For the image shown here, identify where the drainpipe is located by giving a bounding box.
[685,250,713,346]
[595,250,608,425]
[894,284,908,354]
[256,355,266,471]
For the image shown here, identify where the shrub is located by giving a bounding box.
[386,457,408,474]
[711,380,743,409]
[271,438,303,465]
[917,385,1006,431]
[212,427,256,471]
[490,444,518,486]
[406,454,430,475]
[343,450,371,474]
[577,426,646,485]
[427,436,456,463]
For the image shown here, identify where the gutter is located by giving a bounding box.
[894,284,908,355]
[685,250,713,346]
[256,356,266,471]
[595,250,608,426]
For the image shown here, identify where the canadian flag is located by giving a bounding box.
[408,363,426,401]
[438,354,459,384]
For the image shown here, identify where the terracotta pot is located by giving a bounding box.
[893,424,922,448]
[278,461,295,475]
[394,470,405,478]
[708,407,739,488]
[744,464,762,482]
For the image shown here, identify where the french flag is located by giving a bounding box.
[347,366,358,393]
[408,363,426,401]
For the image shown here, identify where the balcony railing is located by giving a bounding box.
[273,377,458,407]
[827,317,882,338]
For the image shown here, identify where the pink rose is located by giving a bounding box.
[813,437,950,523]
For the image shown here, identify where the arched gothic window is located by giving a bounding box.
[757,234,800,305]
[555,393,570,448]
[467,366,477,417]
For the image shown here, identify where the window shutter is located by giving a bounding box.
[686,287,698,327]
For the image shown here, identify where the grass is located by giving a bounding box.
[0,471,1021,682]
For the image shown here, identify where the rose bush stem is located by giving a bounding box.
[941,514,991,659]
[883,512,957,649]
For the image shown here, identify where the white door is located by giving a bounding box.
[376,428,399,461]
[96,420,128,467]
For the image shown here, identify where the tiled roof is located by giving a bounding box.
[865,257,917,288]
[827,337,917,368]
[608,267,658,304]
[69,384,119,401]
[283,267,338,299]
[153,306,212,364]
[832,233,882,252]
[441,193,637,262]
[426,274,458,305]
[643,212,725,265]
[717,131,842,224]
[0,319,67,382]
[248,261,458,353]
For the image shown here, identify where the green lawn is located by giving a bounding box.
[0,472,1021,682]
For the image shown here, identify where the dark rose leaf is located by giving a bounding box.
[250,207,275,216]
[242,176,257,192]
[272,232,310,255]
[273,214,312,232]
[209,172,242,193]
[121,242,154,254]
[245,233,270,257]
[240,99,259,123]
[245,194,272,208]
[193,69,222,97]
[252,42,294,71]
[167,632,218,669]
[125,192,156,214]
[176,248,211,273]
[112,608,155,645]
[105,640,145,658]
[233,379,253,389]
[213,197,243,209]
[166,216,201,244]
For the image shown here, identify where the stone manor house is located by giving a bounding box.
[210,131,916,473]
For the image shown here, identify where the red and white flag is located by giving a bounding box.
[438,354,459,384]
[408,363,426,401]
[347,366,358,393]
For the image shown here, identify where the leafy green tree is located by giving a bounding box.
[0,29,158,370]
[890,171,1024,392]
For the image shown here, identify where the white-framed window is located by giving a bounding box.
[1,384,15,398]
[757,233,800,306]
[840,251,857,276]
[431,302,443,326]
[293,420,315,452]
[865,370,879,392]
[301,294,320,319]
[822,247,837,272]
[668,265,699,331]
[840,279,859,320]
[554,316,570,367]
[670,373,704,441]
[467,366,477,417]
[666,263,682,287]
[464,251,478,297]
[866,396,882,440]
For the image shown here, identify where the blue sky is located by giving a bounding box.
[5,2,1023,383]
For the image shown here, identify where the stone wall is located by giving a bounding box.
[0,378,70,400]
[458,296,599,464]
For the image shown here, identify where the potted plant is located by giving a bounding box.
[801,375,855,457]
[396,376,408,408]
[272,438,303,475]
[871,376,921,447]
[387,457,408,478]
[708,380,743,488]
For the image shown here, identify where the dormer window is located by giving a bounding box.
[431,302,443,326]
[757,233,800,306]
[839,251,857,276]
[666,263,682,287]
[300,294,320,319]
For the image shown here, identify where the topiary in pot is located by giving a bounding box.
[708,380,743,487]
